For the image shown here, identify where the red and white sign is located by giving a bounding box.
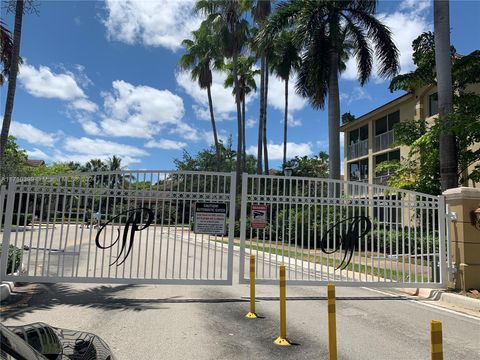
[251,204,267,229]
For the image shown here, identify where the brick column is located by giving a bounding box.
[443,187,480,291]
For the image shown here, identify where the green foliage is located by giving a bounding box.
[341,112,356,124]
[283,152,329,178]
[386,32,480,193]
[1,136,31,180]
[174,138,257,173]
[0,244,22,273]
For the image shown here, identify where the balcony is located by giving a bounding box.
[374,129,395,152]
[373,174,391,186]
[347,139,368,160]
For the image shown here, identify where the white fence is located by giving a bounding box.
[0,171,236,285]
[239,174,447,287]
[1,171,448,287]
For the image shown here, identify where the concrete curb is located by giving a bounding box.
[395,288,480,312]
[0,281,15,301]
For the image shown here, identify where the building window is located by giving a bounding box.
[375,149,400,176]
[375,110,399,136]
[429,92,438,117]
[348,125,369,159]
[349,158,368,181]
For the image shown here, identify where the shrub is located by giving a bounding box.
[0,244,22,273]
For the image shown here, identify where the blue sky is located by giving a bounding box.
[1,0,479,171]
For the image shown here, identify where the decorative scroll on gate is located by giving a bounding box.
[0,171,236,285]
[239,173,447,287]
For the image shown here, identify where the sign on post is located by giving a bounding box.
[194,202,227,235]
[251,204,267,229]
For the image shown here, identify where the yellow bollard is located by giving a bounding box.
[430,320,443,360]
[327,283,337,360]
[274,265,291,346]
[246,255,258,318]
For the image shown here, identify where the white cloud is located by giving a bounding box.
[145,139,187,150]
[10,122,57,147]
[63,137,148,158]
[247,142,313,161]
[268,73,307,112]
[342,2,431,82]
[246,118,256,129]
[176,70,256,121]
[99,80,185,138]
[71,98,98,112]
[18,63,86,100]
[27,148,49,159]
[287,113,302,127]
[340,87,372,105]
[103,0,201,52]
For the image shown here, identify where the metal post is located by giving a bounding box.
[327,283,337,360]
[430,320,443,360]
[274,265,291,346]
[246,255,258,318]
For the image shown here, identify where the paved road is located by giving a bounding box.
[2,246,479,359]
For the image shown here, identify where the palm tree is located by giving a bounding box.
[0,0,25,177]
[269,30,301,170]
[179,22,224,168]
[260,0,399,180]
[434,0,457,191]
[252,0,271,174]
[224,56,259,171]
[0,21,13,86]
[195,0,251,186]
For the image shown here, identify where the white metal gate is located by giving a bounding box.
[0,171,236,285]
[239,174,447,287]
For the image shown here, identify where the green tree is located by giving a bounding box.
[195,0,251,187]
[1,0,25,177]
[1,136,31,181]
[384,33,480,194]
[260,0,399,180]
[174,137,257,173]
[283,151,329,178]
[269,30,301,169]
[224,56,259,171]
[252,0,272,175]
[0,20,13,86]
[434,0,457,191]
[179,22,224,168]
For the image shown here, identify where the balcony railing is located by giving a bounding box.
[374,174,391,186]
[374,129,395,152]
[347,139,368,160]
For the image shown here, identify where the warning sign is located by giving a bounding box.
[194,203,227,235]
[251,204,267,229]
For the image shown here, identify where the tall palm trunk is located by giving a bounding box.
[242,95,246,172]
[327,48,341,180]
[207,85,221,170]
[263,60,269,174]
[434,0,457,191]
[257,56,265,174]
[232,51,243,188]
[283,78,289,170]
[0,0,24,175]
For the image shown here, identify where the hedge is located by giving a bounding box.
[0,244,22,273]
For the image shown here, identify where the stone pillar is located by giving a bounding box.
[443,187,480,291]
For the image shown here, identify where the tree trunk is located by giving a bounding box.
[434,0,457,191]
[263,59,269,174]
[327,49,341,180]
[232,51,243,189]
[0,0,24,177]
[242,95,246,172]
[257,56,265,174]
[207,85,221,170]
[283,78,289,170]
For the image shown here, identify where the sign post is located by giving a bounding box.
[194,203,227,235]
